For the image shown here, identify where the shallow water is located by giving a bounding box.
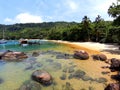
[0,40,112,90]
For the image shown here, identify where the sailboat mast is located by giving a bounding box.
[3,28,4,39]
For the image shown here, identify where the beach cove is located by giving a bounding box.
[0,40,120,90]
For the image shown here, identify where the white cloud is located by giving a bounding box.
[84,0,116,21]
[4,18,13,22]
[4,13,43,24]
[65,0,79,12]
[68,1,78,11]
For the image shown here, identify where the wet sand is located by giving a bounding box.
[49,40,120,59]
[49,40,120,85]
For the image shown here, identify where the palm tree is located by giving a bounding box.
[81,16,91,41]
[94,15,105,42]
[108,0,120,18]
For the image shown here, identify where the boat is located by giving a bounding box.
[0,28,7,44]
[0,39,7,44]
[19,39,28,47]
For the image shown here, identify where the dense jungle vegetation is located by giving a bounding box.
[0,0,120,44]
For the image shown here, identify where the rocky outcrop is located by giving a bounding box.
[105,83,120,90]
[73,50,89,60]
[31,70,53,86]
[105,58,120,90]
[92,54,107,61]
[109,58,120,72]
[0,50,28,61]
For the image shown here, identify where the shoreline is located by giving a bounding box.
[49,40,120,59]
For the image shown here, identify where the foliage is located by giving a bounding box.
[0,1,120,44]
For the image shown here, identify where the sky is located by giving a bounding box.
[0,0,117,25]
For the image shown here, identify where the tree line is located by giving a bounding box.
[0,0,119,44]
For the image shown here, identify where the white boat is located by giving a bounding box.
[0,28,7,44]
[0,39,7,44]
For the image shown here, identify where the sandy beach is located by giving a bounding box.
[49,40,120,59]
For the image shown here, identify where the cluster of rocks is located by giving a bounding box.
[39,50,73,60]
[73,50,107,61]
[105,58,120,90]
[0,50,28,61]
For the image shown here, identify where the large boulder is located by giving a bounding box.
[92,54,107,61]
[31,70,53,86]
[109,58,120,71]
[1,50,28,61]
[73,50,89,60]
[105,83,120,90]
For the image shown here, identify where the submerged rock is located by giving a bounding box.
[60,74,66,80]
[31,70,53,86]
[96,77,108,83]
[105,83,120,90]
[74,50,89,60]
[36,63,43,67]
[19,80,41,90]
[82,76,93,81]
[68,66,75,73]
[92,54,107,61]
[49,62,62,71]
[32,52,39,57]
[28,57,37,61]
[62,82,74,90]
[56,53,73,59]
[46,59,53,63]
[25,64,34,70]
[73,69,86,79]
[0,78,4,84]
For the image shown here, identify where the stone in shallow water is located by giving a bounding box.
[60,74,66,80]
[36,63,43,67]
[68,66,75,73]
[62,82,74,90]
[73,69,86,79]
[88,86,95,90]
[56,53,73,59]
[96,77,108,83]
[46,59,53,63]
[68,74,74,79]
[32,52,40,57]
[19,80,41,90]
[28,57,37,61]
[62,67,68,73]
[31,70,53,86]
[25,64,34,70]
[49,62,62,71]
[82,76,93,81]
[0,78,4,84]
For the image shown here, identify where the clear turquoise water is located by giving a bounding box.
[0,40,109,90]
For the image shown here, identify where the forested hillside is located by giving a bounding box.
[0,0,119,44]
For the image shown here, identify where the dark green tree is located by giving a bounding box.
[81,16,91,41]
[94,15,108,42]
[108,0,120,25]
